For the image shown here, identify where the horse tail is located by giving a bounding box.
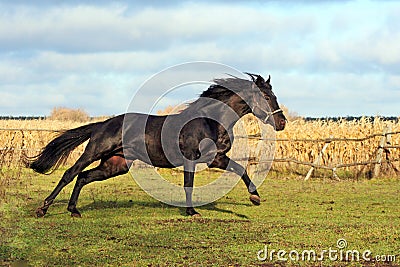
[25,122,98,174]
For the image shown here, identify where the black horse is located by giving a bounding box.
[27,73,286,217]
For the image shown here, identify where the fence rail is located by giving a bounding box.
[0,128,65,132]
[238,127,400,180]
[238,130,400,142]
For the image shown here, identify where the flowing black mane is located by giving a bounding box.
[184,77,255,115]
[199,77,253,101]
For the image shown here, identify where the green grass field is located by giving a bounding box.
[1,168,399,266]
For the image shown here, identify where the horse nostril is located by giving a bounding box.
[280,119,286,127]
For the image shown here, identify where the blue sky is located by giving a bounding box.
[0,0,399,117]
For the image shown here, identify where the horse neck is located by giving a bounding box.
[183,97,250,130]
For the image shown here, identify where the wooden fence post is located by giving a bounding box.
[332,167,340,181]
[304,139,331,181]
[373,126,389,178]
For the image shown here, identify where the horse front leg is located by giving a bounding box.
[183,159,200,216]
[208,154,261,206]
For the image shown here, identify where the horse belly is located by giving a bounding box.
[145,139,183,168]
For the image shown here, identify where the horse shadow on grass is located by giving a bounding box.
[178,202,250,220]
[27,195,252,219]
[74,199,251,220]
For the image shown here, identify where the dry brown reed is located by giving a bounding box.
[275,117,400,177]
[1,116,399,178]
[233,115,400,178]
[49,107,90,122]
[0,119,87,167]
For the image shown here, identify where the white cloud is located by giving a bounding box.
[0,3,317,53]
[0,1,399,117]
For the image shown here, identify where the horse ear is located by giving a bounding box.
[245,72,267,87]
[266,75,271,84]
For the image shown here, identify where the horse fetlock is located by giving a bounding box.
[43,199,54,207]
[249,189,260,196]
[248,182,257,193]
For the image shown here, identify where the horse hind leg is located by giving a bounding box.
[67,155,133,217]
[35,138,120,218]
[36,152,96,217]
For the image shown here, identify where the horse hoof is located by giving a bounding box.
[71,212,82,218]
[186,208,201,217]
[250,194,261,206]
[36,207,46,218]
[192,213,202,218]
[68,206,82,218]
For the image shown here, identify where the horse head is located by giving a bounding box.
[244,73,286,131]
